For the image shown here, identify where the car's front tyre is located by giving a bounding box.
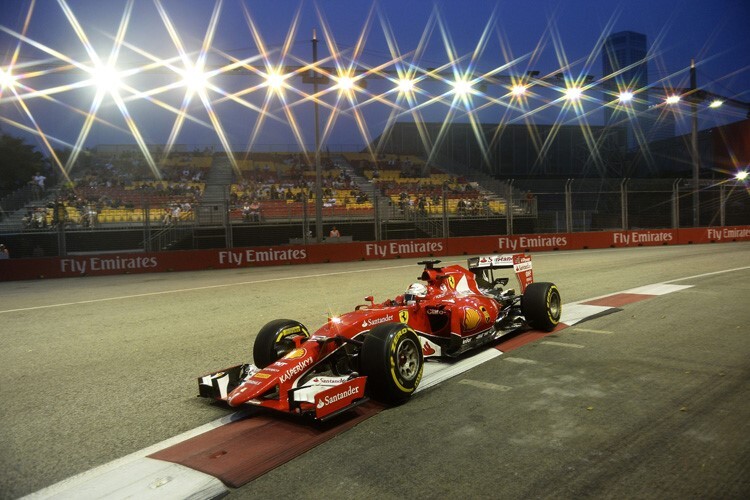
[253,319,310,368]
[360,323,424,404]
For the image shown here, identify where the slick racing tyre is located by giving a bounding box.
[521,282,562,332]
[253,319,310,368]
[360,323,424,404]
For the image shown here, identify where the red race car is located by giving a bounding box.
[198,255,561,421]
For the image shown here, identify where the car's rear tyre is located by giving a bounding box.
[522,282,562,332]
[253,319,310,368]
[360,323,423,404]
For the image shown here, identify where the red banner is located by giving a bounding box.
[2,226,749,282]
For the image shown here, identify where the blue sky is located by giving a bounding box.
[1,0,748,157]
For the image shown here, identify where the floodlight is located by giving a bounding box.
[265,70,285,91]
[181,65,208,92]
[335,74,355,92]
[618,91,634,103]
[92,64,121,91]
[452,78,472,96]
[564,86,582,101]
[736,170,748,181]
[397,78,415,93]
[0,68,17,89]
[511,84,527,96]
[665,94,681,105]
[708,99,723,108]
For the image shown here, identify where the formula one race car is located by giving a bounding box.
[198,255,561,421]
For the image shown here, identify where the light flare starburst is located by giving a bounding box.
[0,1,745,184]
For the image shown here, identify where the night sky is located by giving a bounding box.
[1,0,748,157]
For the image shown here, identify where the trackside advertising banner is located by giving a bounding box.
[1,226,749,281]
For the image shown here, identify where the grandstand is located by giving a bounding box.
[0,147,534,256]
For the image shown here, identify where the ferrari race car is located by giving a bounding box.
[198,255,561,421]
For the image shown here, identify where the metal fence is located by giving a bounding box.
[1,178,748,258]
[515,178,750,233]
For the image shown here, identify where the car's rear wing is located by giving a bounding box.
[467,254,534,293]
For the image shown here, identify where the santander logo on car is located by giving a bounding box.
[316,384,362,409]
[361,314,395,329]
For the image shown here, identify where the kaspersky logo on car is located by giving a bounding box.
[280,357,314,383]
[361,314,395,328]
[316,384,362,409]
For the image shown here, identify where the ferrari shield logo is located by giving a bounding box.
[447,275,456,289]
[399,310,409,323]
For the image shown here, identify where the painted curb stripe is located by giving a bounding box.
[148,403,385,488]
[625,283,693,295]
[582,293,652,308]
[418,348,503,392]
[558,303,613,326]
[23,459,227,500]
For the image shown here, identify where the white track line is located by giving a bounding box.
[664,265,750,283]
[0,261,458,315]
[540,341,586,349]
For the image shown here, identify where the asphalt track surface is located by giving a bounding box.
[2,243,749,499]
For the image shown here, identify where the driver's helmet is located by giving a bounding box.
[404,282,428,302]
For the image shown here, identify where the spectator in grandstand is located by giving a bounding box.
[80,205,97,228]
[171,204,182,222]
[249,200,261,221]
[31,172,46,200]
[355,191,369,204]
[457,199,466,215]
[32,172,46,190]
[481,196,491,214]
[329,226,341,238]
[241,200,260,222]
[417,195,427,215]
[0,244,9,259]
[525,191,535,214]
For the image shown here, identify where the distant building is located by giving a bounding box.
[377,122,627,178]
[602,31,674,149]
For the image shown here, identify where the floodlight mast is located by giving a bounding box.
[312,29,323,243]
[665,62,750,227]
[690,59,700,228]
